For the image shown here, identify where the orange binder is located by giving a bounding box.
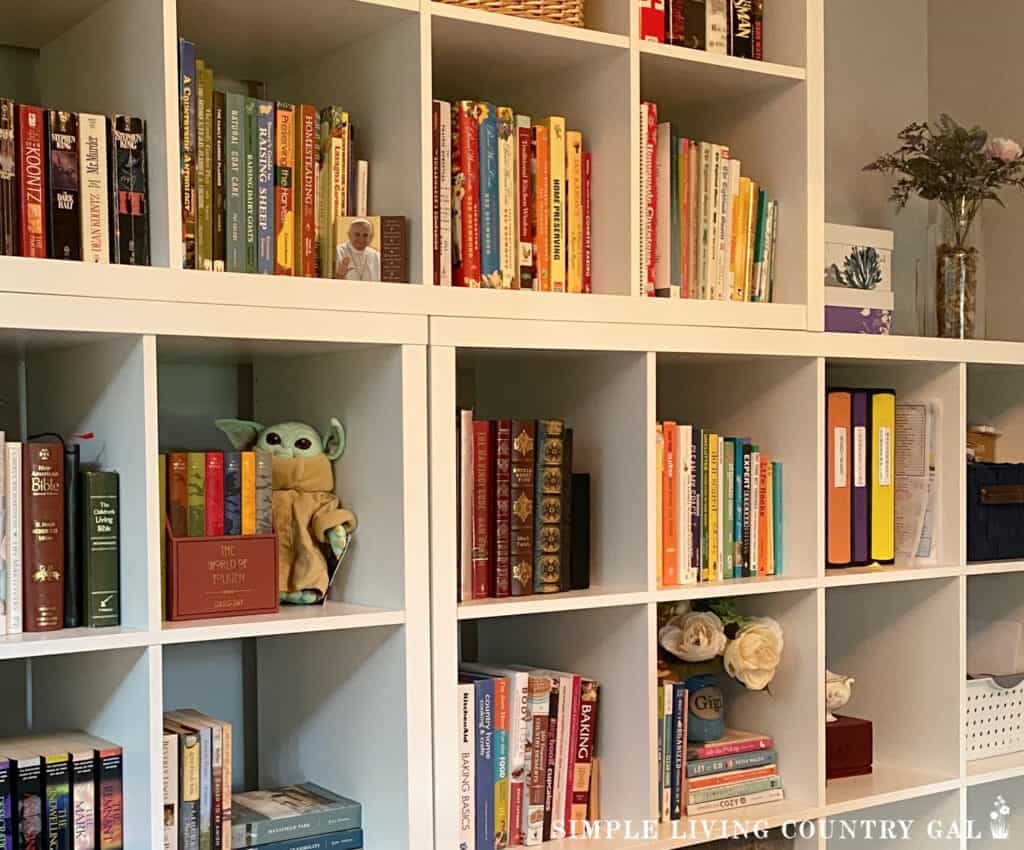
[827,390,852,567]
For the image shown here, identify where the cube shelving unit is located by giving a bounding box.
[2,1,1024,849]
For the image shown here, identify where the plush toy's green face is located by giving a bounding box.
[214,417,346,460]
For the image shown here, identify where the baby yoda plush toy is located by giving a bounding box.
[215,418,357,604]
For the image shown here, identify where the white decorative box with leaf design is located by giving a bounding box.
[825,223,893,293]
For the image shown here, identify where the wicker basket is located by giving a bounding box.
[436,0,586,28]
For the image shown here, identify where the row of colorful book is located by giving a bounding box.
[0,731,124,848]
[164,709,363,849]
[642,104,780,301]
[656,422,783,586]
[458,663,600,848]
[655,696,783,819]
[0,433,121,635]
[457,414,590,601]
[432,101,592,292]
[640,0,765,60]
[0,99,150,264]
[161,451,273,539]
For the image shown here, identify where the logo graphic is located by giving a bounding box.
[991,796,1011,840]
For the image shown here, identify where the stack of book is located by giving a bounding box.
[657,705,783,819]
[458,663,600,848]
[0,434,121,636]
[656,423,782,586]
[432,102,592,292]
[0,731,123,848]
[0,98,149,264]
[639,0,764,60]
[641,106,780,301]
[457,414,590,601]
[233,783,363,850]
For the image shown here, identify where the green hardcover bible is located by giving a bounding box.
[82,470,120,627]
[187,452,206,537]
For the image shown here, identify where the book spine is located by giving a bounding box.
[71,751,95,850]
[569,680,598,824]
[750,448,761,575]
[254,450,273,535]
[851,391,869,564]
[582,151,592,293]
[566,130,583,294]
[195,726,212,850]
[667,0,686,44]
[179,734,200,850]
[79,114,109,263]
[687,749,776,778]
[570,473,591,590]
[64,444,82,628]
[654,122,670,296]
[472,420,493,599]
[660,684,672,821]
[662,422,678,585]
[533,124,550,291]
[0,99,17,255]
[225,93,244,272]
[0,433,4,634]
[690,430,700,581]
[44,754,71,850]
[688,774,782,805]
[733,438,745,575]
[18,105,47,257]
[458,409,474,602]
[45,110,82,260]
[209,723,224,850]
[109,116,150,266]
[243,100,258,272]
[670,684,685,819]
[690,736,772,760]
[706,0,728,53]
[507,672,529,847]
[474,678,495,850]
[204,452,224,536]
[524,676,551,845]
[510,420,535,597]
[317,107,346,278]
[380,215,408,282]
[168,452,188,537]
[186,452,205,537]
[643,104,657,296]
[241,451,256,535]
[493,677,510,848]
[274,103,295,275]
[83,471,120,627]
[477,103,500,288]
[639,103,649,296]
[723,439,736,578]
[753,0,763,59]
[162,735,178,850]
[4,444,20,634]
[870,390,896,564]
[687,763,778,790]
[686,787,784,816]
[541,681,559,841]
[222,451,241,536]
[218,720,232,850]
[438,102,452,286]
[741,443,752,577]
[457,683,476,849]
[23,440,65,631]
[552,676,577,837]
[516,116,533,289]
[639,0,666,41]
[559,430,573,593]
[533,420,565,593]
[295,105,317,277]
[708,433,719,580]
[213,91,226,271]
[730,0,753,57]
[656,426,663,586]
[97,744,124,849]
[255,100,275,273]
[544,117,566,292]
[432,101,441,285]
[456,101,481,287]
[179,39,197,268]
[16,757,44,848]
[497,107,516,289]
[195,61,210,269]
[494,420,512,598]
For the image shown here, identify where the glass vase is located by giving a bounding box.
[936,201,980,339]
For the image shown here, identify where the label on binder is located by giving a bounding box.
[854,426,867,488]
[878,426,891,486]
[834,428,848,488]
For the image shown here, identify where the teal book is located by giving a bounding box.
[244,99,259,273]
[723,439,735,580]
[773,461,783,574]
[240,829,363,850]
[186,452,206,537]
[232,784,361,848]
[477,103,500,287]
[82,470,120,626]
[225,92,245,272]
[687,748,777,778]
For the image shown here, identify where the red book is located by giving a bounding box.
[455,101,481,288]
[645,102,658,296]
[639,0,666,42]
[494,420,512,598]
[167,452,189,537]
[560,674,582,833]
[517,122,533,289]
[17,105,46,257]
[569,679,599,823]
[23,440,64,631]
[472,419,493,598]
[687,730,773,760]
[204,452,224,536]
[298,104,318,276]
[582,152,592,293]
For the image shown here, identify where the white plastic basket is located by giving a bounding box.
[965,675,1024,761]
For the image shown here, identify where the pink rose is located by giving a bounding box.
[988,137,1023,162]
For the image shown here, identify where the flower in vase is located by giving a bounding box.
[987,137,1023,163]
[723,617,785,690]
[659,610,727,663]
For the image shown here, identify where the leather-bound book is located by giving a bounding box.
[509,420,536,596]
[533,419,564,594]
[223,451,242,535]
[559,428,573,592]
[168,452,189,537]
[205,452,224,536]
[64,442,82,627]
[23,439,65,631]
[493,420,512,598]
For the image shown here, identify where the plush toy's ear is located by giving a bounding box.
[323,417,346,461]
[215,418,264,450]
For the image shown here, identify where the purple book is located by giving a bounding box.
[852,391,870,564]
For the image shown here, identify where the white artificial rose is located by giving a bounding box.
[723,617,785,690]
[659,611,727,663]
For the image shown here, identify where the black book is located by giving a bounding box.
[46,110,82,261]
[683,0,707,49]
[752,0,763,59]
[108,115,150,266]
[570,473,591,591]
[64,443,82,628]
[213,91,226,271]
[0,98,16,256]
[0,757,11,849]
[729,0,753,58]
[12,755,44,850]
[43,752,72,849]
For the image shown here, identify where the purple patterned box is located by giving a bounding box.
[825,306,892,335]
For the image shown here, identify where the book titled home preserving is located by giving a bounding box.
[231,783,361,848]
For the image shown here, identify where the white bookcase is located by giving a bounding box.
[0,1,1022,849]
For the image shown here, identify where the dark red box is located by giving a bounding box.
[826,715,873,780]
[166,527,279,621]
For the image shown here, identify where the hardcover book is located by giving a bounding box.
[168,452,189,537]
[186,452,205,537]
[471,419,493,599]
[457,682,475,849]
[533,123,550,291]
[241,451,255,535]
[231,784,361,848]
[534,420,565,594]
[494,420,512,598]
[238,831,364,850]
[687,729,773,760]
[79,113,110,263]
[730,0,754,58]
[162,733,178,850]
[639,0,666,42]
[109,116,149,266]
[179,39,197,269]
[213,90,226,271]
[454,101,480,287]
[0,99,16,256]
[437,100,452,286]
[559,429,574,593]
[477,102,500,288]
[255,100,275,274]
[83,470,120,627]
[318,107,349,279]
[666,0,685,45]
[165,721,200,850]
[17,105,47,258]
[205,452,224,536]
[515,115,533,289]
[226,93,245,272]
[244,99,259,272]
[23,440,65,631]
[570,473,590,590]
[223,450,242,535]
[274,102,296,275]
[64,443,82,628]
[379,215,408,282]
[254,449,273,534]
[432,102,441,285]
[196,60,211,269]
[0,431,5,635]
[46,110,82,260]
[524,674,551,845]
[509,419,535,596]
[496,106,516,289]
[296,104,318,277]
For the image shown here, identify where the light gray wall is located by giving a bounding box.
[825,0,931,336]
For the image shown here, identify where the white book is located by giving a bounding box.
[356,160,368,217]
[697,142,713,299]
[6,443,21,634]
[750,450,761,576]
[78,114,109,264]
[708,145,722,300]
[686,787,784,816]
[655,123,672,297]
[162,733,179,850]
[717,155,734,300]
[687,143,700,298]
[551,675,572,836]
[457,682,476,850]
[524,674,552,845]
[497,110,517,290]
[459,410,474,602]
[438,102,453,286]
[706,0,729,54]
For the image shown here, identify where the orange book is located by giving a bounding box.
[534,124,551,291]
[688,764,779,791]
[758,455,769,575]
[826,390,852,566]
[662,421,679,586]
[241,451,256,535]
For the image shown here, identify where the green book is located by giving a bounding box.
[82,470,120,627]
[244,98,259,273]
[751,189,770,302]
[226,92,245,272]
[723,439,735,580]
[187,452,206,537]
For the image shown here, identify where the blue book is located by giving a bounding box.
[477,103,500,286]
[669,684,686,819]
[178,39,197,270]
[687,749,777,779]
[241,828,363,850]
[465,675,495,850]
[670,136,680,290]
[773,461,783,574]
[255,99,275,274]
[223,451,242,535]
[691,429,701,582]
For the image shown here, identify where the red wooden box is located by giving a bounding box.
[826,715,873,780]
[166,526,279,621]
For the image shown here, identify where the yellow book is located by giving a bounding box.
[275,103,295,274]
[241,451,256,535]
[742,180,759,301]
[870,391,896,563]
[566,130,584,293]
[539,116,566,292]
[656,424,664,586]
[708,433,720,581]
[730,177,749,300]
